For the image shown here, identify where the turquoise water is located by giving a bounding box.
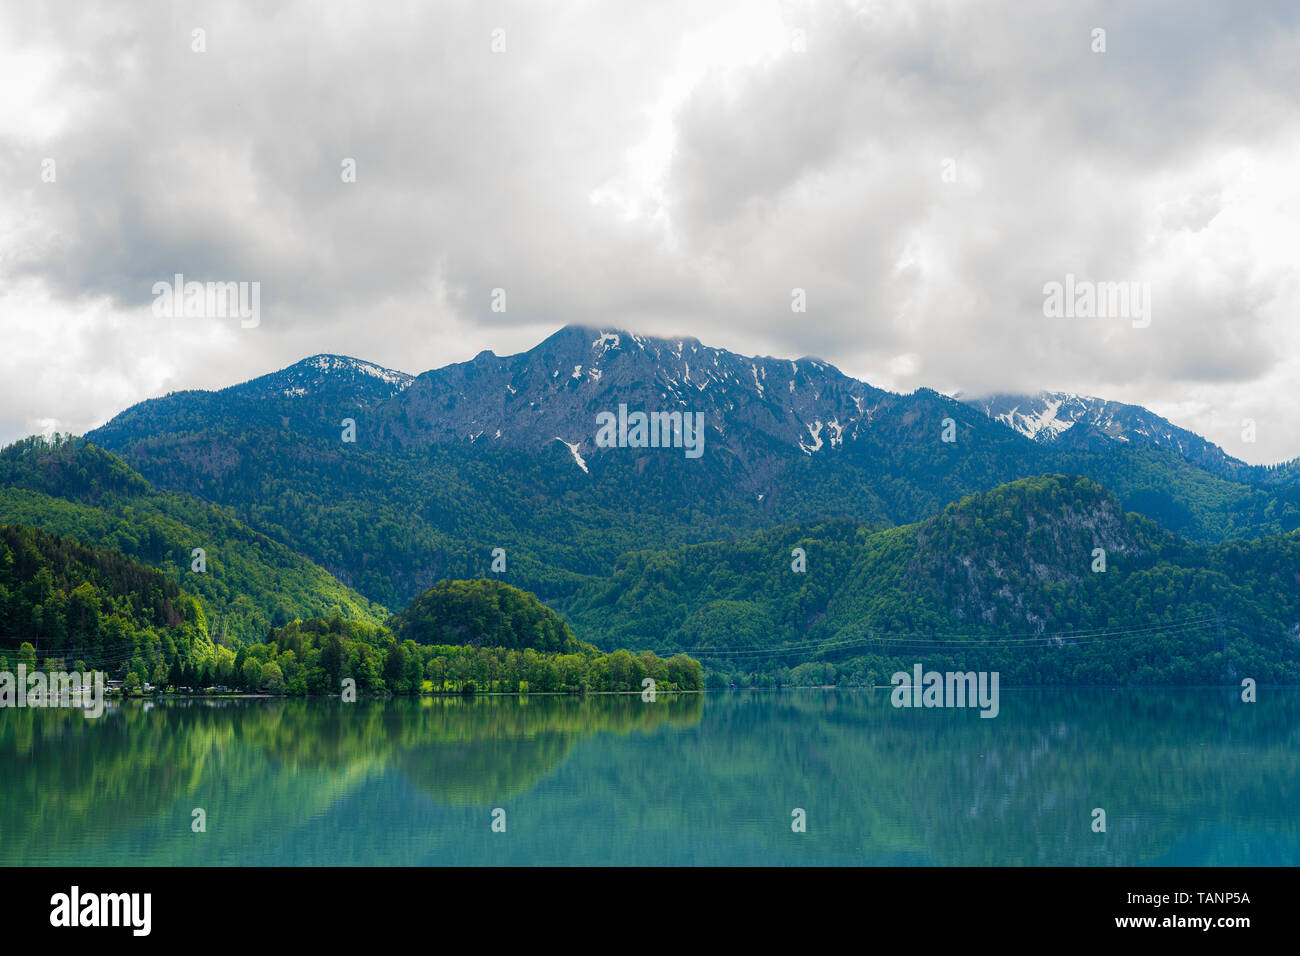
[2,688,1296,865]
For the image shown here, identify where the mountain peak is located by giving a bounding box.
[961,390,1249,477]
[372,322,893,464]
[242,354,415,400]
[295,353,413,381]
[538,324,710,358]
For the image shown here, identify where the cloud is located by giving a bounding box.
[1,0,1299,463]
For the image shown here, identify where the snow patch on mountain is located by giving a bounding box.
[305,355,413,389]
[994,397,1077,440]
[799,420,825,455]
[555,438,589,473]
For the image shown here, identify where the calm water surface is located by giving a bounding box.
[3,688,1297,865]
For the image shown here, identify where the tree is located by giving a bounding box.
[261,661,284,694]
[383,643,407,692]
[321,635,345,686]
[401,642,424,691]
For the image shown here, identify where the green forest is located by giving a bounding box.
[564,476,1300,686]
[2,431,1299,689]
[0,522,228,687]
[0,435,386,640]
[0,522,700,695]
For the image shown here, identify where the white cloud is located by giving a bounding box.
[1,0,1298,464]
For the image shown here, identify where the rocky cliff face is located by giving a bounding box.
[907,476,1166,632]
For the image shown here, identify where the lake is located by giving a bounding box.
[3,688,1297,865]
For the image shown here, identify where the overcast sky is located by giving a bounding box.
[3,0,1298,464]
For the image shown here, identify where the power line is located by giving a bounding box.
[686,616,1221,660]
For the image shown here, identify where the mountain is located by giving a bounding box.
[93,354,414,446]
[79,326,1300,616]
[371,325,890,467]
[93,325,1021,496]
[240,354,415,400]
[78,326,1044,607]
[962,391,1241,473]
[963,390,1300,487]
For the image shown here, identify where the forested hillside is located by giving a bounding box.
[391,579,587,653]
[0,523,227,685]
[0,435,387,640]
[561,476,1300,686]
